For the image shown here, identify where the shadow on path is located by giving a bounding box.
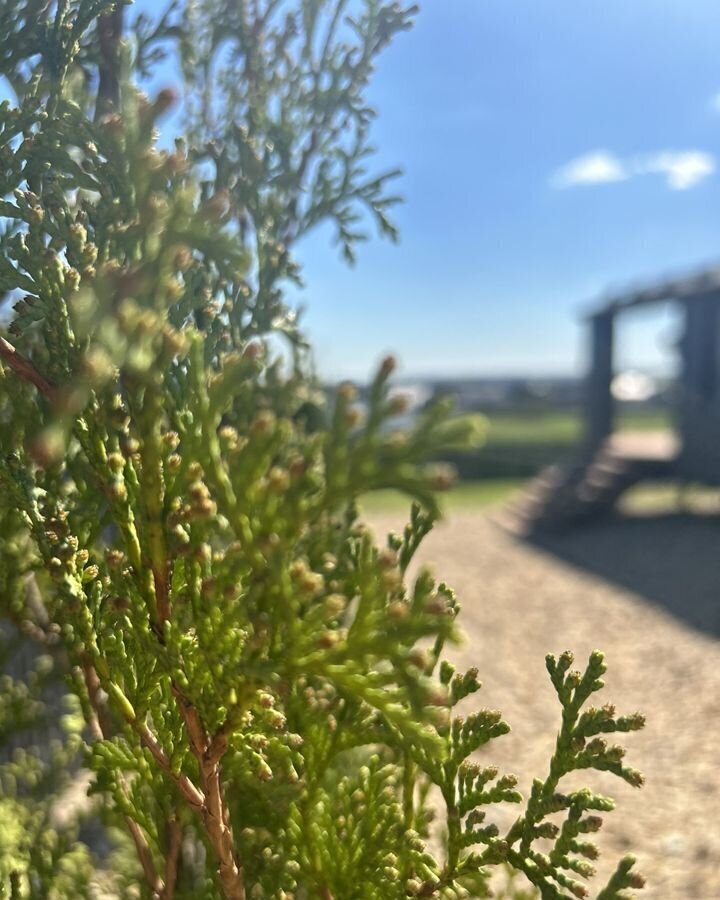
[526,512,720,637]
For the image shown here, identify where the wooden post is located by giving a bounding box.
[584,310,614,453]
[683,295,718,401]
[677,293,720,482]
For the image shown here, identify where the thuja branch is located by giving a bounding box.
[0,336,59,402]
[0,3,647,899]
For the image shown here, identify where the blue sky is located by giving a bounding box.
[288,1,720,380]
[7,2,720,381]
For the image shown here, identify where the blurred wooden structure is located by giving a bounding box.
[510,265,720,532]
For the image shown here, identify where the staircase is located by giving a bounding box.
[503,432,679,535]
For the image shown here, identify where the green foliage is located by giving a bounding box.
[0,635,95,899]
[0,2,645,898]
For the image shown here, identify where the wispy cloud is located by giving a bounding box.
[551,151,628,189]
[552,149,715,191]
[709,91,720,113]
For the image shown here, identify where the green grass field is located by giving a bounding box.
[484,406,669,443]
[360,478,720,519]
[358,479,523,515]
[361,406,676,516]
[445,406,672,479]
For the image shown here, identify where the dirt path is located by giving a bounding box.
[369,508,720,899]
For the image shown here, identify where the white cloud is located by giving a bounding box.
[637,151,715,190]
[552,149,715,191]
[551,151,628,188]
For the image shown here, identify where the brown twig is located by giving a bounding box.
[135,720,206,811]
[127,816,165,898]
[135,707,245,898]
[0,336,59,402]
[79,660,165,897]
[96,5,125,120]
[152,563,171,626]
[81,655,114,738]
[171,686,246,899]
[164,816,183,900]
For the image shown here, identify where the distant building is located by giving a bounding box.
[337,375,586,421]
[427,376,584,412]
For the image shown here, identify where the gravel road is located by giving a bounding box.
[369,507,720,899]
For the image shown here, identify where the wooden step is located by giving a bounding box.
[503,453,645,533]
